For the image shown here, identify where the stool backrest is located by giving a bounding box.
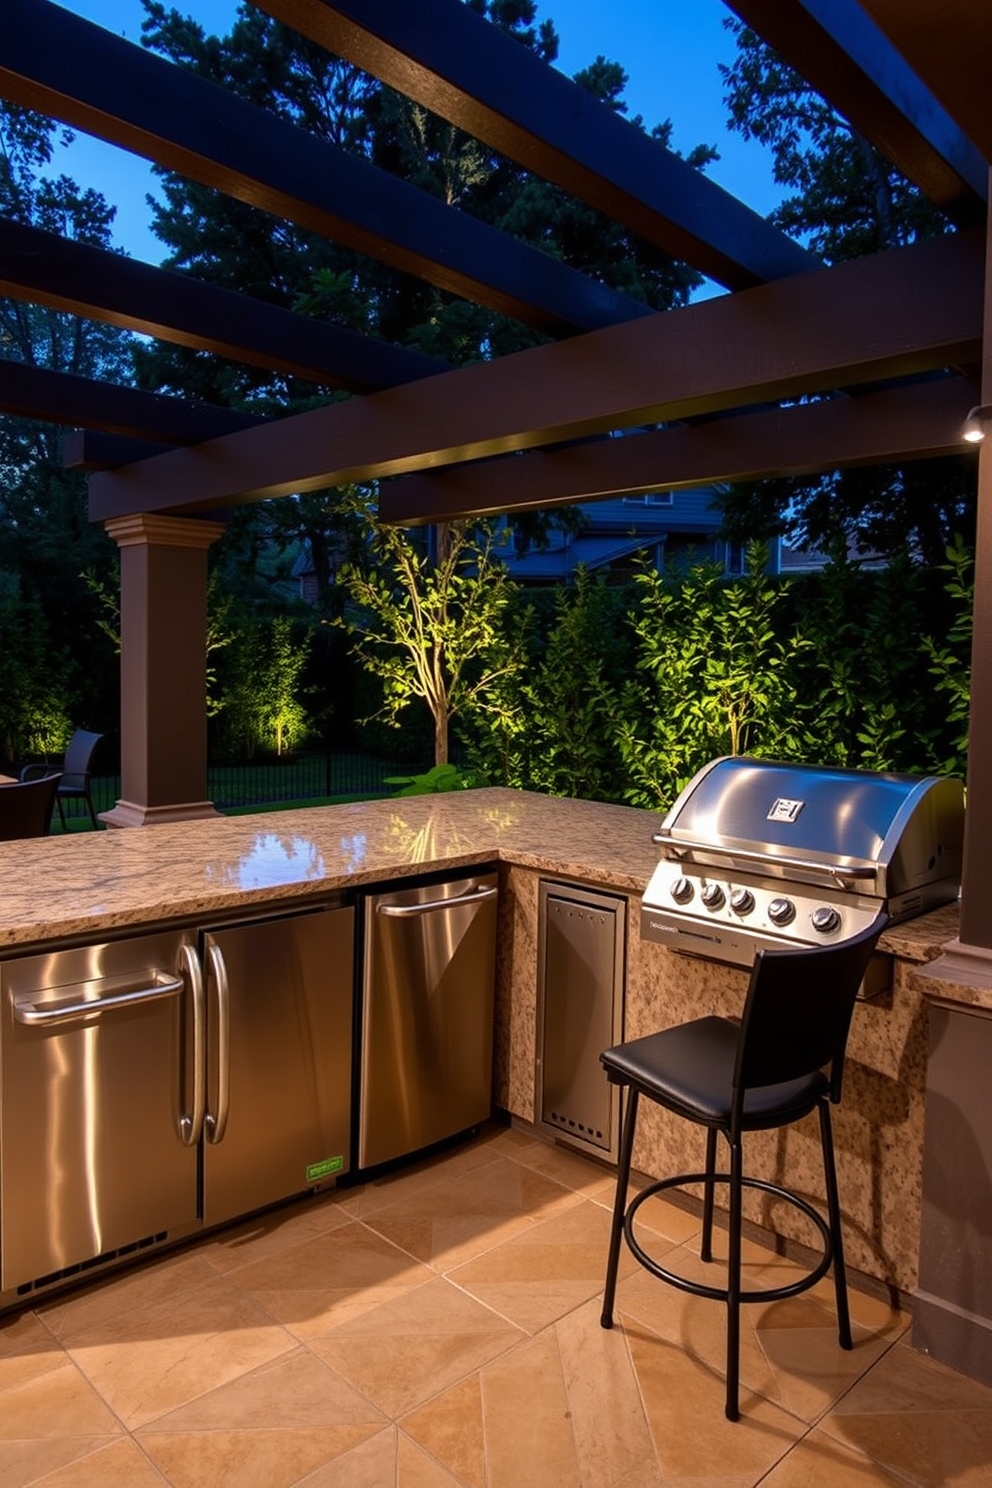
[61,730,103,792]
[733,917,888,1104]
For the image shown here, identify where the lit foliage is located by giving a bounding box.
[616,542,810,806]
[335,495,524,767]
[922,535,973,779]
[214,614,312,759]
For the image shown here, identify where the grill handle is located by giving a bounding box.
[652,830,877,887]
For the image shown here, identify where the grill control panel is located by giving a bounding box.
[641,858,881,967]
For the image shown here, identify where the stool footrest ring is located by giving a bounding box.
[625,1171,834,1305]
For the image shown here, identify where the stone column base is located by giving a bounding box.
[100,799,223,829]
[917,937,992,996]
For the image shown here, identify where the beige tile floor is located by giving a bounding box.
[2,1121,991,1487]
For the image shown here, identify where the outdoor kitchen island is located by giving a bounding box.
[0,789,973,1344]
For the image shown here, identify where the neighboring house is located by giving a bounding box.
[289,484,789,601]
[496,485,782,585]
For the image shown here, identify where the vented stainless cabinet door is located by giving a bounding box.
[0,931,200,1292]
[201,904,354,1228]
[359,875,498,1169]
[536,882,626,1160]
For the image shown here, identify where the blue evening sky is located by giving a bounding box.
[54,0,784,273]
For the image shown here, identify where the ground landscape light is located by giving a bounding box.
[961,405,992,443]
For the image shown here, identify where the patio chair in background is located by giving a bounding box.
[0,772,64,841]
[20,730,104,829]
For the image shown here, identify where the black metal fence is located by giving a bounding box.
[55,749,423,825]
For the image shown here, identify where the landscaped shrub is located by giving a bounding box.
[463,568,632,802]
[460,541,973,811]
[616,543,813,809]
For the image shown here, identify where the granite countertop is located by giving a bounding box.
[0,787,970,1007]
[0,789,661,951]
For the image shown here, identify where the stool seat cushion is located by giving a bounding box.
[601,1017,830,1129]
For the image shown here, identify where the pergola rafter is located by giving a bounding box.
[0,220,449,393]
[255,0,817,289]
[1,0,654,338]
[87,226,985,518]
[726,0,987,226]
[378,377,981,525]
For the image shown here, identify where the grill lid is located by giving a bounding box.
[657,757,964,895]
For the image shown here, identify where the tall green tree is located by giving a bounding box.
[715,21,976,563]
[0,103,128,748]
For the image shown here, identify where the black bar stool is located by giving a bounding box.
[600,917,887,1421]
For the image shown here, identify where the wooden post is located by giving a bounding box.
[101,513,225,827]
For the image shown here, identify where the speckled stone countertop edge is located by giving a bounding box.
[0,789,660,952]
[0,788,969,1003]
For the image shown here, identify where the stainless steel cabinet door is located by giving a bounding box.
[359,874,497,1169]
[201,905,354,1227]
[536,882,626,1160]
[0,931,200,1292]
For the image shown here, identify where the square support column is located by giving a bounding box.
[911,170,992,1386]
[927,175,992,981]
[101,513,225,827]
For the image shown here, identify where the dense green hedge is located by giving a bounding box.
[459,542,973,811]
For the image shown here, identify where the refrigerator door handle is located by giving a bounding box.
[13,971,183,1027]
[376,884,498,917]
[204,938,231,1144]
[178,942,205,1146]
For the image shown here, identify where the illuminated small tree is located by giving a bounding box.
[336,493,522,768]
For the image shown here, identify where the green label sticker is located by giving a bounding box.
[307,1156,344,1182]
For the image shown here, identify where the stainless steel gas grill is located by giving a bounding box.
[641,757,964,968]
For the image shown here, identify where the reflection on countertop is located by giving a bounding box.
[0,789,660,949]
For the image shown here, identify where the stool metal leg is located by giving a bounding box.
[701,1127,717,1263]
[725,1135,744,1421]
[819,1098,852,1349]
[602,1085,638,1329]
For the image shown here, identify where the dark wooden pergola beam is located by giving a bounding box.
[88,227,984,521]
[727,0,987,226]
[0,221,447,392]
[1,360,263,444]
[256,0,816,289]
[378,377,979,524]
[62,432,181,470]
[859,0,992,167]
[1,0,651,338]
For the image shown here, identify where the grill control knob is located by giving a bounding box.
[671,877,694,905]
[811,906,841,934]
[700,882,725,910]
[730,888,755,916]
[767,896,796,927]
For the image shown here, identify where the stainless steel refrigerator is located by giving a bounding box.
[0,901,353,1295]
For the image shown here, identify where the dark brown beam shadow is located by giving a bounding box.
[859,0,992,167]
[87,228,984,521]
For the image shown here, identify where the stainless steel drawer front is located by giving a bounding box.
[0,931,199,1292]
